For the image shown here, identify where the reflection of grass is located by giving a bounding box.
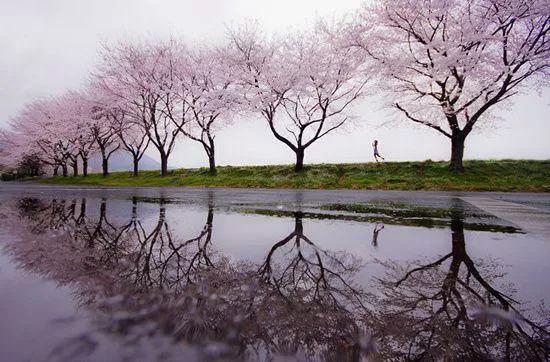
[242,209,521,233]
[129,197,183,204]
[38,160,550,192]
[320,201,490,219]
[321,202,458,219]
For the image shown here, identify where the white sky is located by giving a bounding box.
[1,0,548,168]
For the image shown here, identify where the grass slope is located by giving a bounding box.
[38,160,550,192]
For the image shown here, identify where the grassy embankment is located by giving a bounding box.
[37,160,550,192]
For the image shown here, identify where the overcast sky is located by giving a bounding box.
[1,0,548,168]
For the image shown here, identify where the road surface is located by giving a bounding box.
[2,182,549,239]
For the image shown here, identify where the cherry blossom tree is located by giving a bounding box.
[230,21,368,172]
[111,107,151,177]
[92,48,154,177]
[56,91,98,177]
[1,130,52,177]
[81,89,122,177]
[7,97,79,176]
[65,92,97,176]
[3,91,104,178]
[178,45,240,175]
[47,96,82,176]
[95,39,188,176]
[351,0,549,171]
[0,129,31,173]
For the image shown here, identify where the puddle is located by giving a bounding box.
[0,192,548,361]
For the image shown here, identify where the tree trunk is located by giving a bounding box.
[446,218,466,287]
[205,139,217,175]
[131,196,137,219]
[208,154,216,175]
[294,212,304,235]
[82,157,88,177]
[160,153,168,176]
[295,148,305,172]
[450,133,465,173]
[78,198,87,222]
[72,162,79,176]
[100,199,107,220]
[102,158,109,177]
[451,218,465,256]
[133,156,139,177]
[62,164,68,177]
[53,166,59,176]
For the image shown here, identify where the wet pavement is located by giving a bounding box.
[461,196,550,239]
[0,183,549,361]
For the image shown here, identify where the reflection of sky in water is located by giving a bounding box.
[0,195,548,361]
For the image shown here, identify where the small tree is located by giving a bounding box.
[17,153,45,177]
[352,0,549,172]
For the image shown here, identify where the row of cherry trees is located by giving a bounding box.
[1,0,548,175]
[0,20,367,176]
[1,41,238,177]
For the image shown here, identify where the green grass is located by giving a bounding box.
[37,159,550,192]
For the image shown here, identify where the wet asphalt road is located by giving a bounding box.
[1,182,550,211]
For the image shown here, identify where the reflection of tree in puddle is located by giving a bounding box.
[369,218,549,360]
[259,211,365,306]
[2,198,370,360]
[0,198,548,360]
[114,198,216,290]
[255,211,369,359]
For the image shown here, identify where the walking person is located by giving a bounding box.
[373,139,385,162]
